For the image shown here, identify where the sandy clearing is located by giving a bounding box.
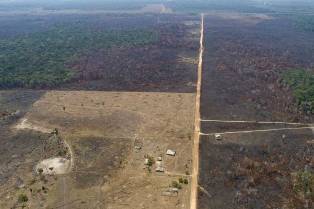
[15,118,51,133]
[36,157,71,175]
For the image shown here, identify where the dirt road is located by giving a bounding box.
[201,126,314,135]
[190,13,204,209]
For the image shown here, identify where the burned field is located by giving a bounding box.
[63,14,199,92]
[201,13,314,123]
[0,14,199,92]
[198,129,314,209]
[198,13,314,209]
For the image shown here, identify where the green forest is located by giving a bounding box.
[0,25,157,88]
[282,69,314,114]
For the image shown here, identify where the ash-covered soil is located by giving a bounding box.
[198,13,314,209]
[198,129,314,209]
[61,14,199,93]
[201,13,314,122]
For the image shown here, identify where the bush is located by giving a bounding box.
[178,177,188,185]
[179,177,184,184]
[18,194,28,203]
[171,181,182,189]
[145,155,154,167]
[183,179,189,184]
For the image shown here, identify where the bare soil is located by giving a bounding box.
[0,91,195,209]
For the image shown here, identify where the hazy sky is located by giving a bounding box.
[1,0,313,10]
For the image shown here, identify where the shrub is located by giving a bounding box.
[171,181,182,189]
[183,179,189,184]
[179,177,184,184]
[178,177,188,185]
[18,194,28,203]
[145,155,154,167]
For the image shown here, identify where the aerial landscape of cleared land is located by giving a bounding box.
[0,9,199,209]
[1,0,314,209]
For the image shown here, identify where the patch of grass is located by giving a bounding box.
[293,170,314,199]
[281,69,314,114]
[0,24,157,88]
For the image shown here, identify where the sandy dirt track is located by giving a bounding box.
[190,13,204,209]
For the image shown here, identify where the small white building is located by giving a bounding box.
[166,149,176,156]
[155,167,165,172]
[214,134,222,141]
[155,161,165,172]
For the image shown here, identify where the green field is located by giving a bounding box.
[0,24,157,88]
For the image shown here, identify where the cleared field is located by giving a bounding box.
[1,90,195,209]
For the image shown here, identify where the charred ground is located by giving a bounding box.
[198,13,314,209]
[201,13,314,123]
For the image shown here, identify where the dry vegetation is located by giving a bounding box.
[1,90,195,209]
